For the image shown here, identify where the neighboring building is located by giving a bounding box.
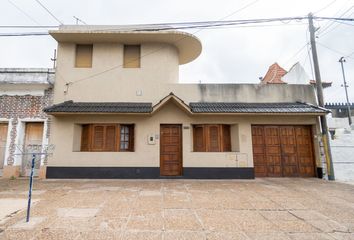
[0,68,54,178]
[260,62,287,84]
[261,62,332,88]
[325,103,354,119]
[43,25,329,179]
[325,103,354,182]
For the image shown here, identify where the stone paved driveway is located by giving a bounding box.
[0,178,353,240]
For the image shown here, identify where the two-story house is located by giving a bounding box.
[44,25,328,179]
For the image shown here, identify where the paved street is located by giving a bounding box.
[0,178,353,240]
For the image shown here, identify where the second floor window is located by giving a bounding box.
[75,44,93,68]
[80,124,134,152]
[123,45,141,68]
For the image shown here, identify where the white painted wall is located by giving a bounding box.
[331,126,354,182]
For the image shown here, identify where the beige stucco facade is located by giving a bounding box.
[46,25,324,178]
[49,101,321,168]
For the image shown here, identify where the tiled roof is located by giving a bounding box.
[189,102,328,114]
[261,63,287,84]
[44,101,152,113]
[45,100,328,115]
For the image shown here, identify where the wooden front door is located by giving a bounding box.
[252,125,315,177]
[0,123,8,170]
[22,122,44,176]
[160,125,182,176]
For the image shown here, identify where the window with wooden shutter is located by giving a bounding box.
[123,45,140,68]
[91,125,105,151]
[80,124,134,152]
[221,125,231,151]
[193,125,205,152]
[75,44,93,68]
[208,125,221,152]
[105,125,117,151]
[80,125,91,151]
[193,124,231,152]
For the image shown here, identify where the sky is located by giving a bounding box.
[0,0,353,103]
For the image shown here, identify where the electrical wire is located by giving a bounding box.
[318,6,354,37]
[346,50,354,58]
[283,42,309,66]
[317,41,354,60]
[34,0,63,25]
[0,25,57,28]
[0,32,49,36]
[315,0,338,14]
[8,0,41,25]
[317,0,352,34]
[0,16,352,32]
[63,0,262,88]
[306,29,315,80]
[218,0,260,20]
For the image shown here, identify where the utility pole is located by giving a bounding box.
[308,13,335,180]
[339,57,352,125]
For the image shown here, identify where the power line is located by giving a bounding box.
[315,0,338,14]
[0,22,308,37]
[332,19,354,26]
[0,32,49,36]
[0,25,57,28]
[318,5,354,37]
[283,42,309,66]
[346,50,354,58]
[317,41,354,60]
[8,0,41,25]
[34,0,63,25]
[219,0,260,20]
[0,16,352,32]
[63,0,262,88]
[317,0,352,34]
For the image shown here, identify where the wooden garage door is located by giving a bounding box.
[252,125,315,177]
[160,125,182,176]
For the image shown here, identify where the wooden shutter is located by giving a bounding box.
[75,44,93,68]
[221,125,231,152]
[123,45,140,68]
[80,125,91,151]
[105,125,117,151]
[91,125,104,151]
[207,125,221,152]
[128,125,134,151]
[193,125,205,152]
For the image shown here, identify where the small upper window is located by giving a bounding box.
[75,44,93,68]
[123,45,141,68]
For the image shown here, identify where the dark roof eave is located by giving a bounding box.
[45,112,152,115]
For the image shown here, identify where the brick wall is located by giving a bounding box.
[0,88,53,165]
